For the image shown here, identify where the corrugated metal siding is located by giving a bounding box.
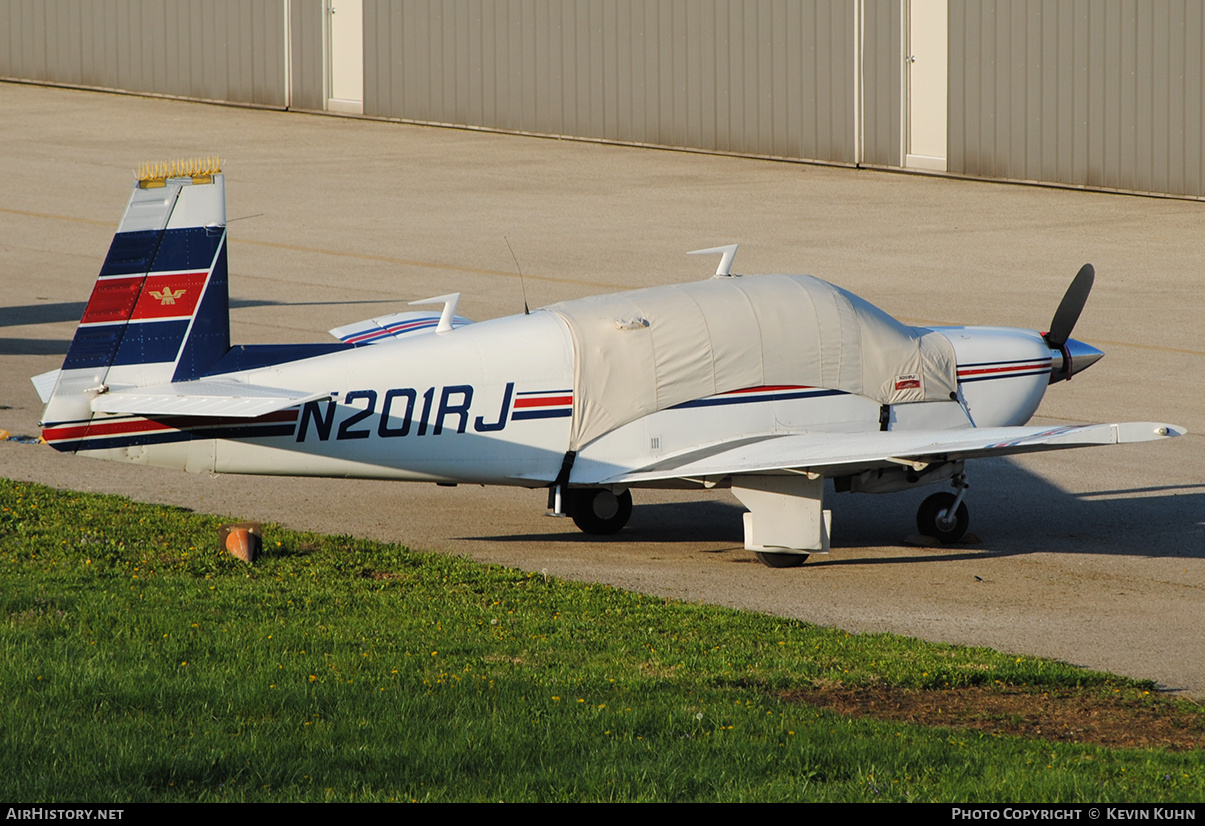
[949,0,1205,198]
[5,0,1201,199]
[289,0,326,111]
[363,0,859,164]
[861,0,902,167]
[0,0,288,108]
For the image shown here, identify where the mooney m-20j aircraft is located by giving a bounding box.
[34,162,1185,567]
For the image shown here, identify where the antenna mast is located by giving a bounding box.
[505,237,530,315]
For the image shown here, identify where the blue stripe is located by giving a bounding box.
[512,409,572,420]
[65,318,191,369]
[188,423,299,441]
[98,227,224,277]
[959,370,1050,384]
[111,319,191,365]
[98,230,162,277]
[958,358,1050,369]
[62,325,125,369]
[672,388,843,410]
[151,226,225,274]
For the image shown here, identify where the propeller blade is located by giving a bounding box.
[1045,263,1095,349]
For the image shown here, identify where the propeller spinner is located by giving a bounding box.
[1044,264,1102,382]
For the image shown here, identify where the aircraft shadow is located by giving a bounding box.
[468,499,748,545]
[230,297,401,310]
[0,337,74,356]
[0,298,400,355]
[466,458,1204,564]
[0,301,87,327]
[822,461,1204,563]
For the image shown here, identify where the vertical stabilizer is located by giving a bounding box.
[40,159,231,441]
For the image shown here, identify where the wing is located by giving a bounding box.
[592,422,1185,486]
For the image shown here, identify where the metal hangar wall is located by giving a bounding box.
[2,0,1202,199]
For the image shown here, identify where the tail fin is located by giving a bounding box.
[39,159,231,434]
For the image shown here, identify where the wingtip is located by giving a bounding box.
[1114,422,1187,442]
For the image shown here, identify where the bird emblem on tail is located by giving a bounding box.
[149,287,186,305]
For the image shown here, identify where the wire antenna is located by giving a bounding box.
[505,236,530,315]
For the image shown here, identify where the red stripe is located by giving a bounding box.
[958,362,1050,378]
[721,385,810,396]
[129,272,209,320]
[43,419,169,442]
[345,318,437,343]
[514,395,572,409]
[80,276,144,324]
[42,408,299,443]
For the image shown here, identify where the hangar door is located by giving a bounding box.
[327,0,364,114]
[905,0,948,171]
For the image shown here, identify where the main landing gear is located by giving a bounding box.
[754,551,810,568]
[565,488,633,535]
[916,474,970,544]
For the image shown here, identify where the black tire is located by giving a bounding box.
[567,488,633,535]
[755,552,810,569]
[916,492,969,544]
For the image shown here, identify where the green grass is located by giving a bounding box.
[0,477,1201,802]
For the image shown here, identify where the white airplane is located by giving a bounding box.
[33,162,1185,567]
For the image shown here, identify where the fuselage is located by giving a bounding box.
[43,307,1077,489]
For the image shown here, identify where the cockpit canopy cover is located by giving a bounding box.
[545,273,958,450]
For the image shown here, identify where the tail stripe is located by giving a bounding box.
[61,326,127,370]
[78,276,145,324]
[126,271,209,321]
[112,319,194,365]
[98,229,162,277]
[65,228,225,372]
[150,227,225,273]
[63,318,200,370]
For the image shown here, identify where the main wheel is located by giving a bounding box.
[916,492,969,544]
[755,552,810,569]
[567,488,633,535]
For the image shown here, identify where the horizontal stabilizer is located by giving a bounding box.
[596,422,1186,485]
[91,380,330,418]
[31,369,62,404]
[330,310,472,345]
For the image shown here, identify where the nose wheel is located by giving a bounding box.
[916,475,970,544]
